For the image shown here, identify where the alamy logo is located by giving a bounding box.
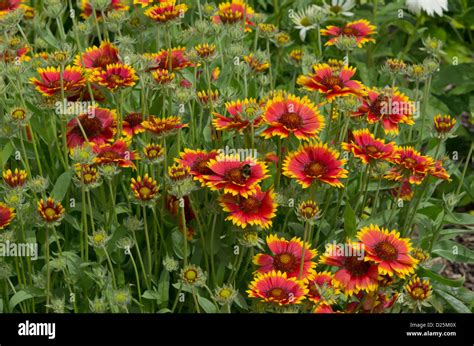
[217,146,258,161]
[18,320,56,339]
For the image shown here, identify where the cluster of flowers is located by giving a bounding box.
[0,0,463,314]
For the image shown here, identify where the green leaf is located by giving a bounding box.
[435,289,471,313]
[51,171,73,201]
[142,290,162,303]
[234,293,248,311]
[343,204,357,237]
[0,142,14,168]
[9,290,34,311]
[158,270,170,308]
[197,296,217,313]
[432,240,474,263]
[417,267,465,287]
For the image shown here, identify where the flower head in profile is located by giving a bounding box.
[0,203,15,230]
[243,53,269,73]
[319,242,379,296]
[297,63,364,102]
[91,63,138,90]
[385,146,434,185]
[205,156,269,197]
[175,149,219,185]
[261,92,325,141]
[357,225,418,278]
[247,271,308,305]
[321,19,376,48]
[305,271,339,304]
[253,234,317,279]
[342,128,395,164]
[74,164,102,190]
[2,168,27,189]
[353,87,414,135]
[143,0,188,24]
[81,0,128,19]
[144,47,193,71]
[212,0,255,32]
[212,98,263,133]
[434,114,456,136]
[30,65,86,97]
[142,115,187,138]
[142,143,165,164]
[122,112,145,139]
[66,108,116,148]
[283,142,348,188]
[74,41,120,71]
[92,139,137,169]
[220,186,277,230]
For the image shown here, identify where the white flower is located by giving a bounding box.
[406,0,448,17]
[291,5,328,42]
[323,0,355,17]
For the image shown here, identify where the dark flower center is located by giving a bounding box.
[374,241,399,261]
[267,287,289,300]
[125,113,143,126]
[273,253,298,273]
[240,197,261,213]
[342,27,358,36]
[226,167,248,185]
[98,150,120,160]
[365,145,379,154]
[192,158,213,175]
[75,115,103,138]
[322,75,344,89]
[344,256,371,277]
[304,161,327,177]
[279,112,302,130]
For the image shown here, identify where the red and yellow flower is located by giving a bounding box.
[305,271,339,304]
[212,98,262,133]
[283,143,348,188]
[143,0,188,23]
[142,115,187,137]
[357,225,418,278]
[390,179,414,201]
[353,88,414,135]
[122,112,144,138]
[297,63,364,102]
[261,92,325,140]
[144,47,193,71]
[342,128,395,164]
[0,0,24,17]
[91,63,138,90]
[247,270,308,305]
[151,69,175,85]
[321,19,376,48]
[75,164,100,187]
[143,143,165,163]
[385,146,434,185]
[212,0,255,32]
[74,41,120,71]
[205,156,269,197]
[2,168,27,188]
[220,186,277,229]
[176,149,219,185]
[434,114,456,135]
[243,53,269,73]
[405,276,432,301]
[66,108,116,148]
[37,197,65,224]
[30,66,86,97]
[81,0,128,18]
[429,159,450,181]
[319,242,379,295]
[131,174,159,201]
[92,140,137,168]
[0,202,15,229]
[253,234,317,279]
